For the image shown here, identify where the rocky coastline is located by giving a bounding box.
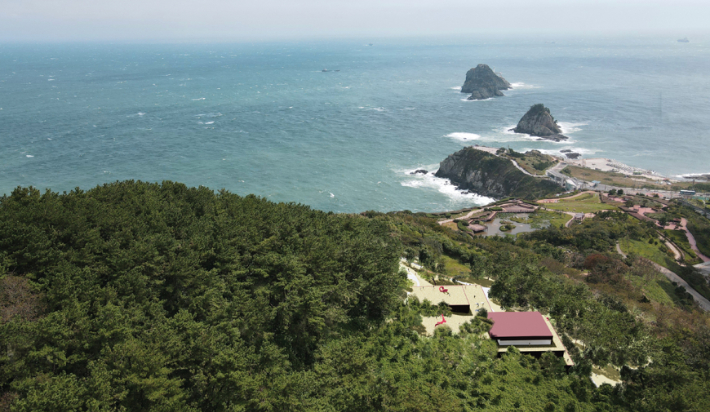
[435,147,563,199]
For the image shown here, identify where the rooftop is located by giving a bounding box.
[488,311,553,339]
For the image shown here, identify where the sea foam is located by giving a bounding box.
[509,82,538,89]
[400,167,495,204]
[447,132,481,142]
[558,122,587,134]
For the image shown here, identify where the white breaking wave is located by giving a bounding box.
[192,97,206,101]
[205,121,214,125]
[509,82,539,89]
[524,147,600,156]
[373,107,385,112]
[461,97,493,102]
[675,172,710,179]
[450,86,462,90]
[137,112,145,116]
[447,132,481,142]
[558,122,587,134]
[399,167,495,204]
[499,125,574,144]
[26,155,34,158]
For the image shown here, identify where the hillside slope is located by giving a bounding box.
[435,147,563,199]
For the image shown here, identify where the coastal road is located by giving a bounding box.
[650,261,710,311]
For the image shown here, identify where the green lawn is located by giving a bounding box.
[441,255,471,278]
[543,193,618,214]
[620,238,673,270]
[559,192,595,202]
[544,202,618,213]
[628,272,677,307]
[535,210,572,228]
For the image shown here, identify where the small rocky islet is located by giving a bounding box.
[511,103,569,142]
[461,64,511,100]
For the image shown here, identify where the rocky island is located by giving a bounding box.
[435,147,563,198]
[461,64,511,100]
[512,104,568,142]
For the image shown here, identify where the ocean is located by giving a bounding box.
[2,35,709,213]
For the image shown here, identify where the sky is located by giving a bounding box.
[1,0,709,42]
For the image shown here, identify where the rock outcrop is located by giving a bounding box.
[435,148,563,199]
[461,64,511,100]
[512,104,568,142]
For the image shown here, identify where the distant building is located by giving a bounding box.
[574,213,584,221]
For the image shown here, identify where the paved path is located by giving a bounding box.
[664,240,682,261]
[616,243,627,258]
[680,218,710,262]
[509,158,534,177]
[695,261,710,277]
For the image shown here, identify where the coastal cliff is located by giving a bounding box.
[512,104,568,142]
[461,64,511,100]
[435,147,563,198]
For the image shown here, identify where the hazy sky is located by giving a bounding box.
[1,0,708,42]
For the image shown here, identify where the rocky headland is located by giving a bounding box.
[461,64,511,100]
[435,147,563,199]
[512,104,568,142]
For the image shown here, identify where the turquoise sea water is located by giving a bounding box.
[2,35,709,213]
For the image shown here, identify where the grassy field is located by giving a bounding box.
[441,255,471,278]
[543,193,618,213]
[559,192,595,202]
[508,210,572,228]
[506,151,558,176]
[627,272,677,307]
[620,238,674,270]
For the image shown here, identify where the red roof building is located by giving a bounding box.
[488,312,553,346]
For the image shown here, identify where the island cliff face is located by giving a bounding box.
[512,104,568,142]
[461,64,511,100]
[435,148,563,199]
